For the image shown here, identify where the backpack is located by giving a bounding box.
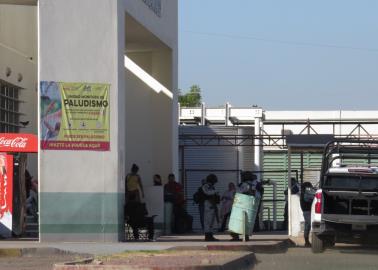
[303,187,315,203]
[193,187,206,204]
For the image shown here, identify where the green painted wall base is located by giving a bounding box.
[40,192,125,242]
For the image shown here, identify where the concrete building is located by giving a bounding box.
[1,0,178,242]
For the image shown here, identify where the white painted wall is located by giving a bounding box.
[39,0,125,241]
[39,0,124,191]
[124,0,178,50]
[290,194,304,237]
[124,0,178,178]
[125,50,173,188]
[0,4,38,177]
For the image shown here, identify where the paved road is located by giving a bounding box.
[253,246,378,270]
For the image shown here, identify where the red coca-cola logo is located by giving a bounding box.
[0,137,28,148]
[0,133,38,153]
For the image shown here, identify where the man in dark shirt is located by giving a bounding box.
[164,173,192,234]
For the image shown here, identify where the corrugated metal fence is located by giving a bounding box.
[262,151,322,229]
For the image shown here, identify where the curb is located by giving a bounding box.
[0,247,88,257]
[168,239,295,254]
[53,252,256,270]
[207,239,295,254]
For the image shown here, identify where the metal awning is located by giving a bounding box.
[286,134,334,152]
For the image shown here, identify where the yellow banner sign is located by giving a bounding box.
[40,82,110,151]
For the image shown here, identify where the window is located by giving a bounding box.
[0,80,22,133]
[324,174,378,191]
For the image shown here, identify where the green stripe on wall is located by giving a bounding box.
[40,224,121,234]
[40,192,124,234]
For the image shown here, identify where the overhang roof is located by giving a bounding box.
[0,0,36,5]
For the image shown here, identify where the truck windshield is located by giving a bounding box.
[323,174,378,191]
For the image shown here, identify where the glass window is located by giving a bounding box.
[0,80,21,133]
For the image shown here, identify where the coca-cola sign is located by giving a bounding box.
[0,133,38,153]
[0,137,27,148]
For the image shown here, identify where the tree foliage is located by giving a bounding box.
[178,85,202,107]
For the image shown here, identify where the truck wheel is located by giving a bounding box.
[311,232,325,253]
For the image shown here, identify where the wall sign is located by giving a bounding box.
[0,133,38,153]
[40,82,110,151]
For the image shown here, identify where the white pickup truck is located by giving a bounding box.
[311,140,378,253]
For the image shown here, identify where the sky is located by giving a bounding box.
[178,0,378,110]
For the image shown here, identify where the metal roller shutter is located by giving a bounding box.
[180,126,254,231]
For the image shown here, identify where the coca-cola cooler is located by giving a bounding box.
[0,133,38,238]
[0,153,13,237]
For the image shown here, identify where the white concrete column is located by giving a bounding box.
[288,147,292,236]
[201,102,206,126]
[225,102,231,126]
[253,108,264,177]
[38,0,125,242]
[177,102,181,125]
[171,94,179,178]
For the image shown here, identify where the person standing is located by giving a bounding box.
[26,179,38,220]
[126,164,144,203]
[193,179,206,230]
[202,174,220,241]
[219,182,236,232]
[300,182,315,247]
[164,173,185,233]
[230,171,263,241]
[240,172,263,232]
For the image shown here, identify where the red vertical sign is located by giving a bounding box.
[0,153,13,237]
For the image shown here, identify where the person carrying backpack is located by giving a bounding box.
[300,182,315,247]
[193,179,206,230]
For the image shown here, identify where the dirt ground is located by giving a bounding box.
[0,255,85,270]
[93,250,250,268]
[0,250,251,270]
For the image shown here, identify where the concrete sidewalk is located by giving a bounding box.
[0,233,291,255]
